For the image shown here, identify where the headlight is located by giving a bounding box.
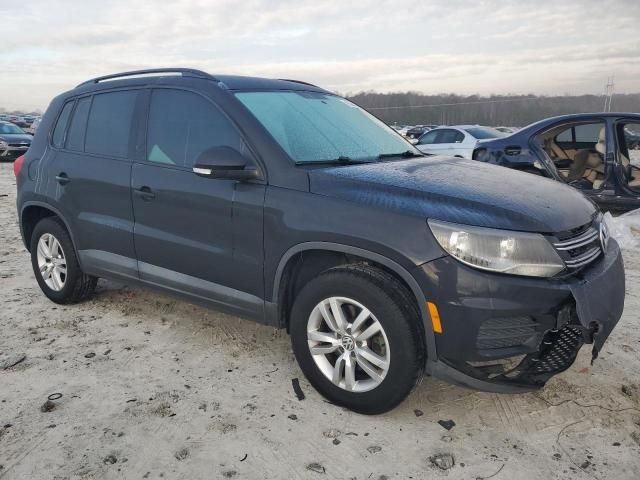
[0,141,7,148]
[428,219,565,277]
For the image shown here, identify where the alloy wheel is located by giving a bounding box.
[306,296,390,392]
[36,233,67,291]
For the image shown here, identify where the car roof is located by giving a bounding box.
[70,68,330,96]
[520,112,640,133]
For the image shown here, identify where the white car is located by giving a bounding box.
[415,125,506,159]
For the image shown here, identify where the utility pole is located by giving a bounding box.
[603,76,615,112]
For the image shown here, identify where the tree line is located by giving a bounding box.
[346,92,640,127]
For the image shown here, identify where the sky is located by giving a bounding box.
[1,0,639,111]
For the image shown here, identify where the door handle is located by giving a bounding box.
[55,172,70,185]
[133,186,155,201]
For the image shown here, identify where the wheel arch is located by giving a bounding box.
[271,242,438,363]
[20,202,77,255]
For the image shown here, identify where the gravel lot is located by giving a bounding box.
[1,162,640,479]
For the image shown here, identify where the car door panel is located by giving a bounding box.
[131,87,265,319]
[48,92,138,279]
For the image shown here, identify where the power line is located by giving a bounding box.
[362,96,541,111]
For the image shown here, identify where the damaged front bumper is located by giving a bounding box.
[418,238,625,393]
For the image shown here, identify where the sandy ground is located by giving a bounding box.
[1,161,640,480]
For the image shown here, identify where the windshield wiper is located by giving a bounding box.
[295,156,374,166]
[377,150,424,160]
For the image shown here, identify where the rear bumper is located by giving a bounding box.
[417,239,625,392]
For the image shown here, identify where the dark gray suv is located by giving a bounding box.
[15,69,625,414]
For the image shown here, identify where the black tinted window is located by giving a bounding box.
[66,97,91,151]
[85,91,137,158]
[437,129,463,144]
[418,130,438,145]
[147,89,242,167]
[52,101,74,148]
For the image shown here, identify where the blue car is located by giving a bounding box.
[473,113,640,212]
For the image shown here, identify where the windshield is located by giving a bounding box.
[463,127,505,139]
[0,123,25,134]
[235,91,418,163]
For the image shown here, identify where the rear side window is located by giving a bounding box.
[85,91,137,158]
[66,97,91,151]
[146,89,242,168]
[436,129,464,144]
[51,101,74,148]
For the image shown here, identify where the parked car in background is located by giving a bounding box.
[415,125,506,158]
[473,113,640,212]
[26,117,41,134]
[405,125,438,141]
[0,121,32,160]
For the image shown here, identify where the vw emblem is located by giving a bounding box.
[599,220,610,252]
[341,335,355,351]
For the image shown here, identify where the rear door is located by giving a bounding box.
[131,88,265,319]
[47,89,139,278]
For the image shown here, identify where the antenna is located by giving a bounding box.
[603,76,615,112]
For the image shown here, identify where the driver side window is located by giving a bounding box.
[147,89,244,168]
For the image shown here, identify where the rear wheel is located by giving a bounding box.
[290,264,425,414]
[30,217,97,304]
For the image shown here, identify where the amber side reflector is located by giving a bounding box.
[427,302,443,334]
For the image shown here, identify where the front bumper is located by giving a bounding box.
[417,238,625,393]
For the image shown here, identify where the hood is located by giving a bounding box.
[307,156,597,233]
[0,133,32,143]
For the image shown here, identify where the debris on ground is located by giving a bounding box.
[438,419,456,430]
[40,400,56,413]
[367,446,382,454]
[174,448,190,461]
[414,409,424,417]
[306,463,326,474]
[1,353,26,370]
[430,453,455,470]
[103,455,117,465]
[291,378,305,400]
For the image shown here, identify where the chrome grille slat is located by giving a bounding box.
[564,246,602,268]
[553,232,598,250]
[553,228,598,250]
[552,222,603,272]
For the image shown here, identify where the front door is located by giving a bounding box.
[131,88,265,318]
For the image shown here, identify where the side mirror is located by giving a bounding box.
[192,146,259,181]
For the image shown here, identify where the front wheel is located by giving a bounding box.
[290,265,425,414]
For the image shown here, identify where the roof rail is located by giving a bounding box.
[277,78,320,88]
[76,68,217,87]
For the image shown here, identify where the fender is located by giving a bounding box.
[271,241,439,364]
[19,201,83,268]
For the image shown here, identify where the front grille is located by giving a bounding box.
[552,222,602,272]
[8,143,29,148]
[477,317,537,350]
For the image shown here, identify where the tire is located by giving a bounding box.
[30,217,97,304]
[290,264,425,414]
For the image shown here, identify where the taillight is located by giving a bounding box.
[13,154,26,177]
